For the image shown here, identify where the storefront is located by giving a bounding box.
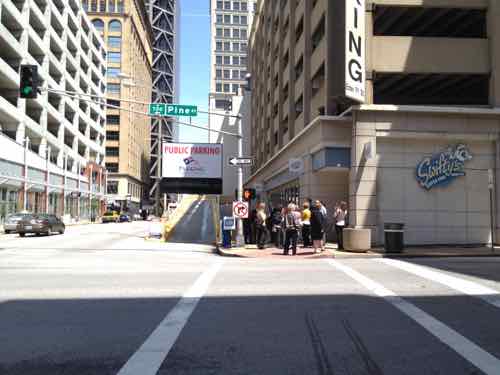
[246,106,500,246]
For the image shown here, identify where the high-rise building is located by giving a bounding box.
[247,0,500,246]
[146,0,180,210]
[0,0,107,224]
[84,0,153,214]
[208,0,256,201]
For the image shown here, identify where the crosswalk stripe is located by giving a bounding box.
[116,259,224,375]
[325,259,500,375]
[378,258,500,309]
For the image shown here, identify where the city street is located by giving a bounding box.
[2,218,500,374]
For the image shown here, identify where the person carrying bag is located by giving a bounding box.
[283,203,301,256]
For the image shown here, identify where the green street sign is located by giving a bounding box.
[148,103,198,117]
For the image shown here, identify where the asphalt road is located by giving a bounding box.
[2,208,500,374]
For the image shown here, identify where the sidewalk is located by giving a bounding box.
[217,243,500,259]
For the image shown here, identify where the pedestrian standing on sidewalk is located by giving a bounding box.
[334,201,348,250]
[283,203,301,256]
[320,201,328,251]
[270,205,284,248]
[301,202,312,248]
[310,200,326,253]
[256,202,268,249]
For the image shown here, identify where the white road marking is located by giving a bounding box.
[325,259,500,375]
[116,259,224,375]
[378,258,500,309]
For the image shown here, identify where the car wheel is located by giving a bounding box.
[19,233,25,237]
[35,233,41,236]
[4,230,10,234]
[59,228,65,234]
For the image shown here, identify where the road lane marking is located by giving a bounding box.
[378,258,500,309]
[325,259,500,375]
[116,259,224,375]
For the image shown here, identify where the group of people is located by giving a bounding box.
[247,200,348,256]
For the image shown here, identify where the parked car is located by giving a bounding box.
[102,211,120,223]
[119,213,131,222]
[3,212,31,234]
[17,214,65,237]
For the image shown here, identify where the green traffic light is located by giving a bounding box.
[22,86,33,95]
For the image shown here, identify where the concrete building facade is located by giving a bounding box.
[0,0,107,224]
[208,0,256,201]
[85,0,153,214]
[247,0,500,246]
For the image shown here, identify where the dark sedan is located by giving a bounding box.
[119,214,131,222]
[17,214,65,237]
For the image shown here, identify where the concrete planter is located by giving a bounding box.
[343,228,371,252]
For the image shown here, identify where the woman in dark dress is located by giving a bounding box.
[310,200,326,253]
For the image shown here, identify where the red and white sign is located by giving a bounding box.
[162,143,223,178]
[233,201,249,219]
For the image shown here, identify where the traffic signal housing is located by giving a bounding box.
[243,188,255,201]
[19,65,38,99]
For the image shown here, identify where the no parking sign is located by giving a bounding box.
[232,201,249,219]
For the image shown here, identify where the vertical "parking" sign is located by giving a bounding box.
[345,0,366,103]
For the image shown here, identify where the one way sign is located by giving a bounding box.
[228,157,253,167]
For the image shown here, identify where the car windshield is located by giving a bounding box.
[7,214,30,221]
[104,212,115,216]
[35,214,49,220]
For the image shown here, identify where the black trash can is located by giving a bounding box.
[384,223,404,253]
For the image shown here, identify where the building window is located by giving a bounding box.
[217,0,223,9]
[233,15,240,24]
[233,28,240,38]
[224,28,231,37]
[224,69,230,79]
[99,0,106,11]
[92,19,104,33]
[295,56,303,79]
[240,70,247,79]
[108,20,122,33]
[224,1,231,9]
[91,0,97,11]
[216,41,223,51]
[216,83,222,92]
[116,0,123,12]
[224,41,230,51]
[216,69,222,78]
[107,180,118,193]
[107,99,120,108]
[233,42,239,51]
[106,131,119,140]
[224,14,231,23]
[216,28,223,37]
[240,42,247,52]
[241,15,247,25]
[107,67,120,77]
[232,84,239,94]
[295,95,303,116]
[233,1,240,10]
[241,29,247,39]
[106,147,119,156]
[240,56,247,66]
[224,83,230,92]
[216,55,223,64]
[232,69,239,79]
[224,56,231,64]
[108,36,121,48]
[107,114,120,125]
[107,83,120,94]
[233,56,239,65]
[108,52,121,64]
[108,0,115,12]
[241,2,247,11]
[312,16,325,51]
[216,14,223,23]
[82,0,88,11]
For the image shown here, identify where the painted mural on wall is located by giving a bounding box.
[416,144,472,190]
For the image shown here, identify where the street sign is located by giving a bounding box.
[148,103,198,117]
[232,201,249,219]
[222,216,236,230]
[228,157,253,166]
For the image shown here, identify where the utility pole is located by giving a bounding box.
[23,137,29,211]
[236,115,244,247]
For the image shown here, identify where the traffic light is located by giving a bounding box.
[243,188,256,201]
[19,65,38,99]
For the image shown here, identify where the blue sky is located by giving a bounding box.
[178,0,211,143]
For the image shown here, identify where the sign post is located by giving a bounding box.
[489,168,495,252]
[228,157,253,167]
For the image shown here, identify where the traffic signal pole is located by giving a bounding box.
[236,115,244,247]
